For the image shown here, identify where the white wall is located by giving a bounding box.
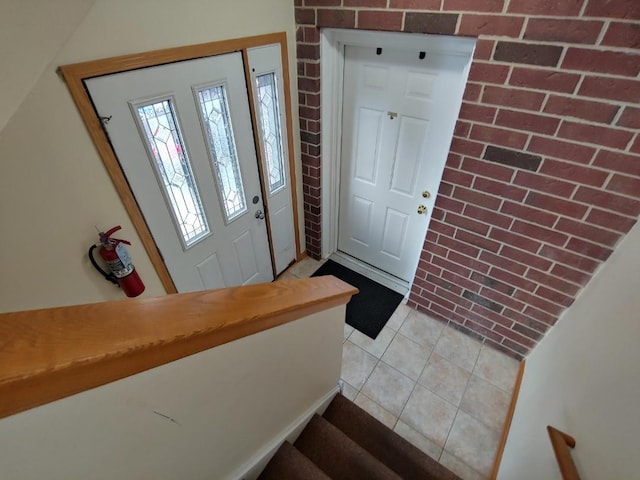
[0,0,300,313]
[499,221,640,479]
[0,306,344,480]
[0,0,95,131]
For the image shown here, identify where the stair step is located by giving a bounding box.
[258,441,330,480]
[323,394,462,480]
[295,414,401,480]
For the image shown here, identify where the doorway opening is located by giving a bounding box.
[320,29,475,295]
[60,33,301,293]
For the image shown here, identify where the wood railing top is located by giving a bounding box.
[547,425,580,480]
[0,276,357,419]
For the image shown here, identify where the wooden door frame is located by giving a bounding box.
[320,29,476,291]
[59,32,301,294]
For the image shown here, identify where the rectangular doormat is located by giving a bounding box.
[312,260,404,339]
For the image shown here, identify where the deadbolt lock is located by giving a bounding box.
[417,205,427,215]
[422,190,431,198]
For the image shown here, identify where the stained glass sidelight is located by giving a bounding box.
[256,73,286,195]
[136,99,209,247]
[196,85,247,222]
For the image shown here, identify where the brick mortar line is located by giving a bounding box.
[467,79,640,110]
[556,43,569,68]
[490,229,599,276]
[295,13,640,35]
[595,19,610,47]
[439,189,626,248]
[629,132,640,154]
[474,59,640,80]
[517,14,528,40]
[425,290,527,333]
[450,298,550,341]
[438,197,622,251]
[302,6,640,26]
[455,146,619,186]
[434,218,600,281]
[459,103,639,138]
[571,73,586,96]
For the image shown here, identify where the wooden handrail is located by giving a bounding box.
[547,425,580,480]
[0,276,357,420]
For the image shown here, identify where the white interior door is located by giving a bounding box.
[247,44,296,275]
[338,45,469,282]
[86,53,274,292]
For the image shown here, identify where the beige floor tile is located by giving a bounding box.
[419,353,471,407]
[286,257,325,278]
[474,345,520,393]
[340,381,358,402]
[394,420,443,461]
[382,333,431,381]
[439,451,486,480]
[354,393,397,429]
[341,340,378,390]
[444,410,500,476]
[434,326,482,372]
[361,362,415,416]
[399,384,457,447]
[343,323,354,341]
[349,326,395,358]
[276,271,298,281]
[460,376,511,432]
[398,310,445,348]
[386,302,412,331]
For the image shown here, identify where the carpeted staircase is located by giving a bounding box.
[258,394,462,480]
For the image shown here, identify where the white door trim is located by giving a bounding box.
[320,28,476,282]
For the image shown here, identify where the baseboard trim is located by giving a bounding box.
[490,359,526,480]
[234,386,339,480]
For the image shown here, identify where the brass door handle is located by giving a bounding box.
[417,205,427,215]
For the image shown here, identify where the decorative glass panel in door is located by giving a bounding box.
[255,73,286,195]
[87,51,274,292]
[195,85,247,223]
[135,98,209,248]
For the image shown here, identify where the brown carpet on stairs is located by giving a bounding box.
[323,394,462,480]
[257,394,462,480]
[258,441,330,480]
[295,414,401,480]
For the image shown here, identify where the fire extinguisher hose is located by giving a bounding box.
[88,245,119,286]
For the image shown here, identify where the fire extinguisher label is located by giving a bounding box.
[115,243,133,269]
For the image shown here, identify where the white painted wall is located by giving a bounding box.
[499,221,640,479]
[0,0,301,313]
[0,0,95,131]
[0,306,344,479]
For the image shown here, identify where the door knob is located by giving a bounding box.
[417,205,427,215]
[255,210,265,220]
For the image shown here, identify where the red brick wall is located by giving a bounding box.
[295,0,640,359]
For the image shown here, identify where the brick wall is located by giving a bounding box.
[295,0,640,359]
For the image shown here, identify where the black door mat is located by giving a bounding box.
[312,260,404,339]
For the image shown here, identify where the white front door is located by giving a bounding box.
[338,45,469,282]
[248,44,296,275]
[87,53,274,291]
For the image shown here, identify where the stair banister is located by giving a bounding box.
[547,425,580,480]
[0,276,357,420]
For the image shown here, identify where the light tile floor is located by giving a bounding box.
[280,257,520,480]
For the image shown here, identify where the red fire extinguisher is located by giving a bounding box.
[88,226,145,297]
